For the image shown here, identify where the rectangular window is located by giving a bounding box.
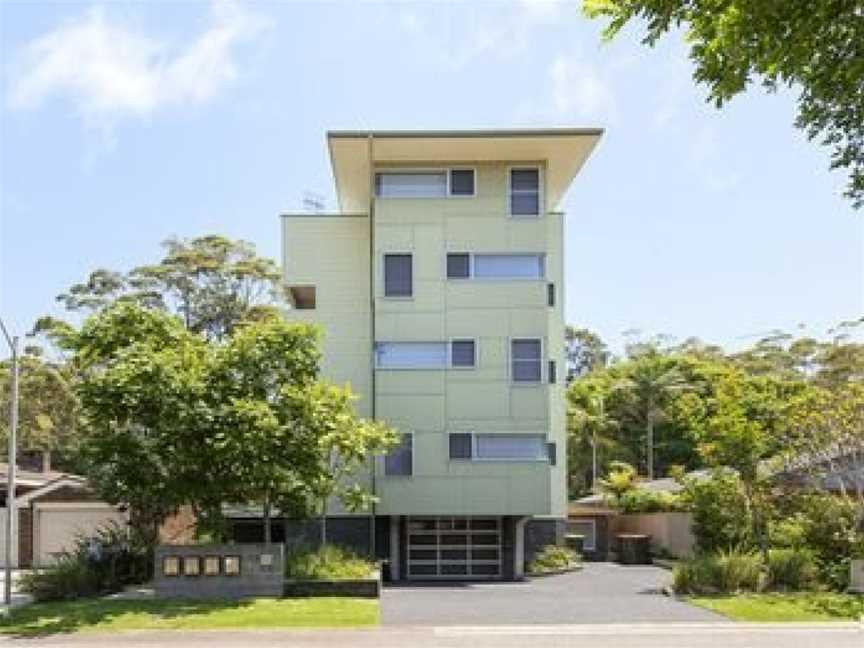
[385,433,413,476]
[375,341,477,369]
[509,168,540,216]
[547,442,557,466]
[384,254,412,297]
[547,282,555,307]
[449,169,475,196]
[446,253,471,279]
[376,342,447,369]
[376,172,447,198]
[449,433,473,459]
[512,339,542,383]
[548,360,557,385]
[473,254,544,279]
[474,434,546,460]
[450,340,476,368]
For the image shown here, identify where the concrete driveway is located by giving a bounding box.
[382,562,726,625]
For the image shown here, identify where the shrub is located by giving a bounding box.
[527,545,580,574]
[18,522,147,602]
[680,471,753,553]
[616,489,686,513]
[767,548,819,591]
[284,544,375,581]
[672,549,763,595]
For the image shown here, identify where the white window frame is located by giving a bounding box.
[444,252,546,281]
[447,337,478,369]
[448,168,477,198]
[447,432,552,463]
[509,337,545,385]
[382,252,414,300]
[383,431,414,478]
[507,165,544,218]
[472,433,549,463]
[375,168,477,199]
[375,340,478,370]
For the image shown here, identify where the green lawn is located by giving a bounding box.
[0,597,379,637]
[690,593,864,622]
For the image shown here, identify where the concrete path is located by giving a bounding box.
[1,624,861,647]
[382,562,724,625]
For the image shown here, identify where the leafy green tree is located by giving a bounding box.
[39,235,284,341]
[613,354,691,479]
[63,303,396,551]
[565,326,610,380]
[0,353,79,471]
[598,461,639,505]
[584,0,864,208]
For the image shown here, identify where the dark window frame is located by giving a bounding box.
[449,433,473,460]
[449,339,477,368]
[511,338,543,384]
[384,432,414,476]
[383,253,413,298]
[448,169,476,197]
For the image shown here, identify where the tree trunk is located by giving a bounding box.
[320,498,328,547]
[647,418,655,480]
[263,494,272,545]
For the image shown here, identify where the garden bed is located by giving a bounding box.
[283,570,380,598]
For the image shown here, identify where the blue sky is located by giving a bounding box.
[1,0,862,357]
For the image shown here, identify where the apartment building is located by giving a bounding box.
[276,129,602,580]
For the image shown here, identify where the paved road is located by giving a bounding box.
[382,562,724,625]
[2,624,861,647]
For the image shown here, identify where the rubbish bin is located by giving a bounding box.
[617,534,651,565]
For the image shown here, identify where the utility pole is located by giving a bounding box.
[0,318,19,612]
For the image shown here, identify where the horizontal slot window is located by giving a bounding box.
[376,172,447,198]
[475,434,547,461]
[446,253,545,280]
[376,341,477,369]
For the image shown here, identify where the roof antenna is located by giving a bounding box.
[302,191,325,213]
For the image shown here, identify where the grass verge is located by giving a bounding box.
[689,593,864,622]
[0,597,379,637]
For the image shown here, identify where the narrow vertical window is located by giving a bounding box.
[511,339,542,383]
[548,360,557,385]
[384,254,412,297]
[509,168,540,216]
[547,282,555,307]
[547,442,557,466]
[385,433,413,476]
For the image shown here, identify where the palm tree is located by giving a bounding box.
[614,358,690,480]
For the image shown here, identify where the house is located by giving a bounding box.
[227,128,602,580]
[0,453,127,567]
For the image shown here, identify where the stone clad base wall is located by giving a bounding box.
[154,543,284,599]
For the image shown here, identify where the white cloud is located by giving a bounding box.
[549,54,616,121]
[8,1,268,122]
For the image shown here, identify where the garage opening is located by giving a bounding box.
[406,516,501,580]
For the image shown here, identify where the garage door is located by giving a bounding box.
[406,517,501,580]
[34,505,127,566]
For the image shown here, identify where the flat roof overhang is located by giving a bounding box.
[327,128,603,213]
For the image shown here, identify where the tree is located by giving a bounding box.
[686,371,780,560]
[598,461,639,505]
[38,235,285,342]
[585,0,864,208]
[565,326,610,380]
[567,377,621,496]
[614,354,690,479]
[64,303,396,551]
[783,383,864,504]
[0,352,79,471]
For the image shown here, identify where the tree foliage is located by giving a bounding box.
[40,235,285,341]
[584,0,864,208]
[62,303,395,547]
